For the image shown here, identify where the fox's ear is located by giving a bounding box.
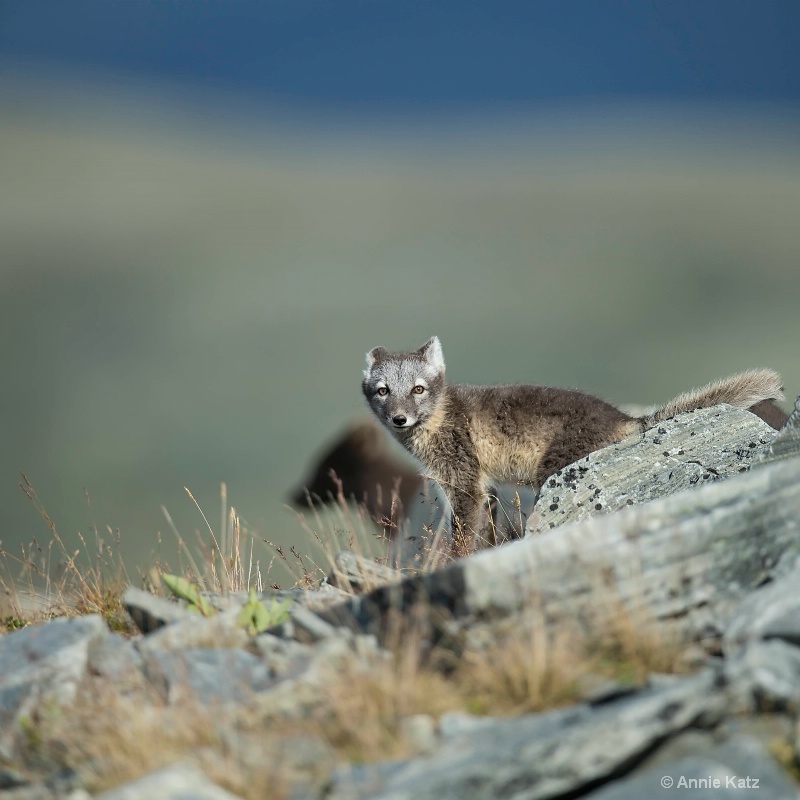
[365,346,388,371]
[419,336,445,372]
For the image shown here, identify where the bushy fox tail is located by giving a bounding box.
[640,369,785,429]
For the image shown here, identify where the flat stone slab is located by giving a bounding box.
[328,669,725,800]
[584,734,798,800]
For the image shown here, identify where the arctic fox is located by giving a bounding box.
[362,336,785,553]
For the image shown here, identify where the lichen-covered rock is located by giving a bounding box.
[526,405,775,535]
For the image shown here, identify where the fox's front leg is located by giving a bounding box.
[446,479,486,557]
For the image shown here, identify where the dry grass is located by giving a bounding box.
[1,474,135,634]
[2,477,283,632]
[457,603,686,718]
[287,474,396,589]
[312,615,462,762]
[161,482,270,594]
[16,678,298,800]
[289,473,455,595]
[307,594,687,763]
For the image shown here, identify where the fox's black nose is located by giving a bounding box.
[392,414,407,427]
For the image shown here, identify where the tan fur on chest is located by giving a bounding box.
[405,402,451,479]
[469,414,560,484]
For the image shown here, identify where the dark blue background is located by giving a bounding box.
[2,0,799,110]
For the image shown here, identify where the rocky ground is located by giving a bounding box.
[2,400,800,799]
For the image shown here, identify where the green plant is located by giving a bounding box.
[4,615,27,632]
[237,588,291,635]
[161,575,290,634]
[161,574,215,617]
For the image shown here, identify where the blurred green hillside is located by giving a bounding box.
[2,85,799,581]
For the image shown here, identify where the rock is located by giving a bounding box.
[288,605,340,643]
[141,648,274,706]
[584,734,798,799]
[575,673,640,705]
[398,715,438,755]
[317,455,800,648]
[212,731,334,799]
[725,639,800,713]
[723,562,800,653]
[0,766,28,790]
[0,616,108,750]
[757,395,800,466]
[122,587,189,634]
[326,669,726,800]
[252,634,389,720]
[327,761,413,800]
[134,607,249,654]
[329,552,403,593]
[203,584,352,614]
[87,633,143,684]
[527,405,775,535]
[93,763,243,800]
[249,633,314,679]
[437,712,502,740]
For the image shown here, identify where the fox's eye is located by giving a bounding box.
[376,387,389,397]
[412,385,425,395]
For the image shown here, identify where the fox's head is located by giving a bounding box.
[362,336,446,436]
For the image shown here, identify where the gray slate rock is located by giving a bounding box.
[142,648,274,705]
[93,763,243,800]
[329,551,403,593]
[725,639,800,713]
[0,615,107,748]
[724,562,800,654]
[0,785,65,800]
[318,455,800,647]
[584,734,798,800]
[757,395,800,466]
[527,405,775,534]
[122,586,190,634]
[251,633,388,719]
[87,632,143,683]
[288,605,341,643]
[249,633,314,679]
[203,584,351,614]
[134,607,249,654]
[328,669,725,800]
